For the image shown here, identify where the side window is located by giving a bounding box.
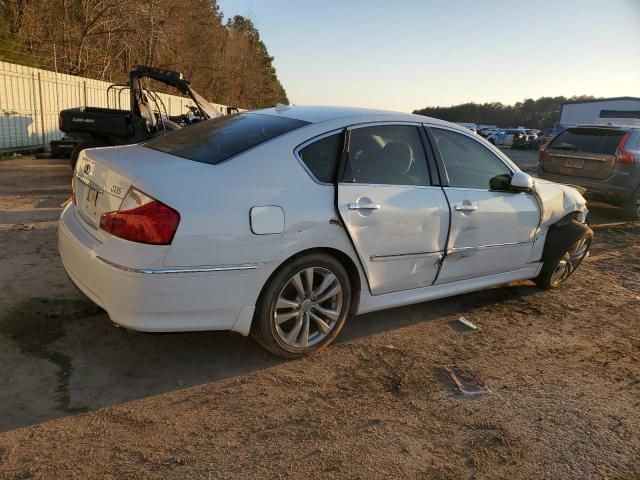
[344,125,430,186]
[432,128,511,189]
[298,133,341,183]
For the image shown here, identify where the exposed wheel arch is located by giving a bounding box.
[550,211,582,228]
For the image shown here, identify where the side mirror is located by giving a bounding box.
[510,171,533,192]
[489,173,511,191]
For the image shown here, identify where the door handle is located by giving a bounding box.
[348,203,381,211]
[454,204,478,212]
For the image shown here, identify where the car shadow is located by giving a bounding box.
[0,283,540,433]
[0,297,278,432]
[339,282,539,342]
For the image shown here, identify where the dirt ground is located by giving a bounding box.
[0,153,638,479]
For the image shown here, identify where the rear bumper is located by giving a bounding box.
[536,167,638,203]
[58,204,261,335]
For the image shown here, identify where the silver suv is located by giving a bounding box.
[538,125,640,219]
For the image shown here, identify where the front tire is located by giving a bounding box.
[251,253,352,359]
[534,220,593,289]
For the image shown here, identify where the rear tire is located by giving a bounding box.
[534,220,593,289]
[251,253,352,359]
[621,187,640,221]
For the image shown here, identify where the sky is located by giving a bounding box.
[217,0,640,112]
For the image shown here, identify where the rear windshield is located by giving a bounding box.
[145,113,309,164]
[549,128,625,154]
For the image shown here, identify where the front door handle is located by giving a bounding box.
[348,202,381,211]
[454,204,478,212]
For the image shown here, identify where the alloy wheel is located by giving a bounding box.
[273,267,344,349]
[550,236,591,286]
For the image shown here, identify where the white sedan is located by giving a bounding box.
[59,106,592,358]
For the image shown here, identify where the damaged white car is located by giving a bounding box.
[59,106,592,358]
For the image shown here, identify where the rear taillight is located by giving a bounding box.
[615,133,635,164]
[58,115,64,131]
[99,188,180,245]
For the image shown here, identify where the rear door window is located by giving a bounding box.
[343,125,431,186]
[145,113,309,164]
[549,128,626,154]
[298,133,342,183]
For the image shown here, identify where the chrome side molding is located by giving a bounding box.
[370,251,442,262]
[97,257,258,275]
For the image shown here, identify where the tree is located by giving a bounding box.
[0,0,288,109]
[413,96,598,129]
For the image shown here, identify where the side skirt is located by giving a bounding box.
[356,263,542,315]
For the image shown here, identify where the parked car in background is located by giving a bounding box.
[455,122,478,134]
[538,125,640,219]
[59,106,592,358]
[534,128,554,148]
[487,128,535,148]
[478,127,500,138]
[526,129,540,139]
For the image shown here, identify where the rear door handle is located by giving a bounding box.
[454,204,478,212]
[348,203,381,211]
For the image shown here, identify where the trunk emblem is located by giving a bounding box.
[83,164,92,175]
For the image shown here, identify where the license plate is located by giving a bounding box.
[565,159,584,169]
[86,187,99,206]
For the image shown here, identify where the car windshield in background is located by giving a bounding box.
[549,128,625,154]
[145,113,309,164]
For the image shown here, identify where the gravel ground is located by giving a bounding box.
[0,154,638,479]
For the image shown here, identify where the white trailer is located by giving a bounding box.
[559,97,640,127]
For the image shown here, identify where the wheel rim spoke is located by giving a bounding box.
[285,315,304,344]
[315,284,342,304]
[290,273,306,300]
[275,309,300,325]
[303,268,315,297]
[570,240,589,261]
[299,314,310,347]
[309,311,331,334]
[551,256,570,285]
[313,304,339,321]
[276,297,300,309]
[312,273,336,298]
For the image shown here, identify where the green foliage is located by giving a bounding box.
[0,0,288,109]
[414,96,597,129]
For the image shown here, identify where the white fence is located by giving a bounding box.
[0,61,231,151]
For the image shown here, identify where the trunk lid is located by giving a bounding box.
[72,144,190,242]
[540,127,626,180]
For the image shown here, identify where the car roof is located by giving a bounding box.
[568,124,637,131]
[251,104,454,128]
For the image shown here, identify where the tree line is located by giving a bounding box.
[413,96,596,129]
[0,0,288,109]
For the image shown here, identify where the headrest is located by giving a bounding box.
[378,141,413,174]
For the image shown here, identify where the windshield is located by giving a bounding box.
[145,113,309,165]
